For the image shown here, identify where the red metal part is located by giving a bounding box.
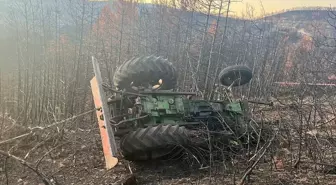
[275,82,336,86]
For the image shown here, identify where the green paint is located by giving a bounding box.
[137,94,246,126]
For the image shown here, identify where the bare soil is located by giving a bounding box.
[1,98,336,185]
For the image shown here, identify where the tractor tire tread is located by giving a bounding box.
[113,55,177,90]
[120,125,190,160]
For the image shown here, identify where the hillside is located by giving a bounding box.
[265,9,331,21]
[1,1,336,185]
[0,1,333,40]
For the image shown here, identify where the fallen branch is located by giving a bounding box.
[0,131,33,145]
[29,109,96,130]
[0,109,95,146]
[24,139,49,159]
[35,142,69,169]
[238,133,276,185]
[4,157,9,185]
[0,149,56,185]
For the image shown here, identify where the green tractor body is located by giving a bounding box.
[105,55,269,161]
[113,92,246,125]
[136,94,244,126]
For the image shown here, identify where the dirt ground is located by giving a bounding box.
[1,98,336,185]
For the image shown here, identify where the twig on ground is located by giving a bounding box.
[35,142,70,169]
[315,117,336,127]
[24,139,49,159]
[4,156,9,185]
[0,149,56,185]
[0,109,95,146]
[0,131,33,145]
[29,109,96,130]
[238,133,276,185]
[248,140,268,162]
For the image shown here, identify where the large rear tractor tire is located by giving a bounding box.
[120,125,193,161]
[219,65,253,87]
[113,55,177,91]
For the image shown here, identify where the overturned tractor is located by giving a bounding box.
[91,55,273,166]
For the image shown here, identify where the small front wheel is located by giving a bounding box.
[219,65,253,87]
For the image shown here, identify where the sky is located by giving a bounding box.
[89,0,336,17]
[230,0,336,17]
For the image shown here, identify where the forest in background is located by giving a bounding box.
[1,0,336,184]
[0,0,335,125]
